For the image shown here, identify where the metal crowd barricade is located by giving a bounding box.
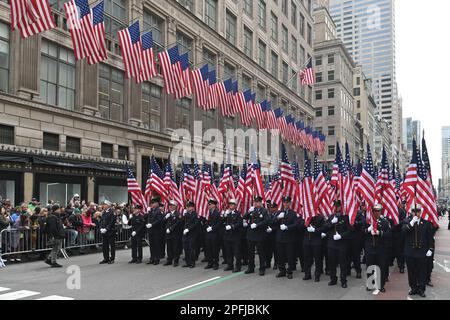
[0,223,147,268]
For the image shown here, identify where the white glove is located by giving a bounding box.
[251,223,257,230]
[165,213,171,219]
[410,216,419,227]
[206,226,213,233]
[183,228,189,235]
[333,233,342,241]
[278,212,285,219]
[331,217,338,224]
[368,225,373,233]
[146,223,152,229]
[307,226,315,233]
[371,230,380,236]
[131,231,136,237]
[224,210,230,217]
[166,228,171,234]
[100,228,106,234]
[225,225,232,231]
[249,207,255,213]
[183,209,187,215]
[321,233,326,239]
[280,224,287,231]
[243,221,248,228]
[266,227,272,233]
[426,250,433,257]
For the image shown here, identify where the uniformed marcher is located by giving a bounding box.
[164,200,182,267]
[182,201,200,268]
[204,198,222,270]
[274,196,299,279]
[391,200,407,273]
[403,203,435,298]
[223,199,243,273]
[364,203,392,292]
[426,224,438,287]
[303,214,326,282]
[128,204,146,264]
[243,196,270,276]
[146,198,164,265]
[348,202,366,279]
[264,201,278,270]
[323,200,352,288]
[99,200,116,264]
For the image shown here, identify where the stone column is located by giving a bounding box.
[87,177,95,203]
[81,61,99,116]
[23,172,34,202]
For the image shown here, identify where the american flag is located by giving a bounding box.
[175,53,193,99]
[146,156,166,202]
[291,160,303,216]
[218,79,233,117]
[236,163,249,214]
[268,170,283,210]
[386,164,400,225]
[300,59,315,86]
[358,144,376,216]
[206,70,219,110]
[164,162,183,207]
[193,162,208,218]
[314,156,332,216]
[158,45,184,95]
[192,64,209,109]
[138,31,157,83]
[273,108,284,136]
[11,0,55,39]
[280,144,297,201]
[127,166,148,212]
[218,164,236,199]
[180,162,195,202]
[303,151,318,225]
[251,157,266,203]
[65,0,85,60]
[265,105,277,130]
[254,100,266,129]
[230,81,240,115]
[74,0,103,64]
[87,1,107,65]
[118,21,142,80]
[422,136,436,201]
[237,90,253,127]
[341,143,358,225]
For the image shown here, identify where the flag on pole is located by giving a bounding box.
[302,151,318,225]
[138,31,157,82]
[12,0,55,38]
[192,64,209,109]
[87,1,107,65]
[158,45,184,95]
[300,59,315,86]
[127,166,148,212]
[118,21,142,80]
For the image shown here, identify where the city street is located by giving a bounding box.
[1,219,449,301]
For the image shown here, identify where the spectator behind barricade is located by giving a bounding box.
[79,208,96,253]
[10,209,30,262]
[64,204,82,248]
[0,206,11,232]
[28,198,40,213]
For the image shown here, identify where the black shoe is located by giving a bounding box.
[314,276,320,282]
[146,260,153,265]
[259,270,265,276]
[135,260,142,264]
[399,268,405,274]
[233,267,241,273]
[341,283,348,288]
[51,262,63,268]
[44,259,52,266]
[265,263,271,269]
[427,281,434,287]
[182,264,190,268]
[245,268,255,274]
[201,258,208,263]
[173,262,179,267]
[418,291,426,298]
[356,272,362,279]
[303,275,312,281]
[276,272,286,278]
[163,261,172,266]
[380,287,386,293]
[328,280,337,286]
[108,260,115,264]
[213,265,219,270]
[99,260,109,264]
[153,260,159,265]
[204,264,213,270]
[287,273,293,279]
[221,260,227,265]
[408,289,417,296]
[128,260,137,264]
[189,264,195,268]
[224,266,233,271]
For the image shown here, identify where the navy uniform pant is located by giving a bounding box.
[328,246,348,284]
[247,240,266,271]
[277,242,296,275]
[405,256,427,292]
[304,243,323,277]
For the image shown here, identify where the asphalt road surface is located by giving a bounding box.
[1,219,449,300]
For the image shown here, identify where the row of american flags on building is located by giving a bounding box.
[126,136,438,229]
[9,0,323,155]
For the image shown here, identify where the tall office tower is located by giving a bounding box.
[329,0,399,148]
[442,127,450,200]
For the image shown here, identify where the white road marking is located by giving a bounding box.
[436,261,450,273]
[0,290,40,300]
[36,295,74,300]
[149,276,222,300]
[372,289,380,295]
[0,287,10,292]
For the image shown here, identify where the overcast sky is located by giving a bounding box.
[396,0,450,185]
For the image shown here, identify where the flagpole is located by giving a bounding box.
[284,58,312,87]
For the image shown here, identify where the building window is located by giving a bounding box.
[357,100,361,108]
[328,126,335,136]
[307,24,312,46]
[315,90,322,100]
[299,13,305,38]
[104,0,127,54]
[328,88,335,98]
[176,32,193,56]
[315,55,322,66]
[204,0,218,30]
[328,70,335,81]
[226,10,237,45]
[270,93,278,109]
[242,74,252,91]
[353,88,361,96]
[281,25,288,52]
[258,40,266,68]
[328,106,335,116]
[291,1,297,27]
[142,83,162,132]
[357,113,361,121]
[243,26,253,58]
[0,124,14,145]
[315,108,322,117]
[177,0,194,11]
[143,11,164,52]
[202,48,216,70]
[328,54,334,64]
[118,146,129,160]
[281,0,288,16]
[0,23,9,93]
[202,109,217,132]
[224,62,236,80]
[328,145,335,156]
[356,77,361,85]
[66,136,80,154]
[40,40,75,110]
[291,36,297,63]
[44,132,59,151]
[282,62,288,84]
[256,85,266,101]
[271,12,278,42]
[101,143,113,158]
[98,64,124,122]
[244,0,253,16]
[316,72,322,83]
[258,0,266,30]
[271,51,278,78]
[175,98,192,131]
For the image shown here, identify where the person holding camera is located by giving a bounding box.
[44,204,66,268]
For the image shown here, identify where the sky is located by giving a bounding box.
[396,0,450,185]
